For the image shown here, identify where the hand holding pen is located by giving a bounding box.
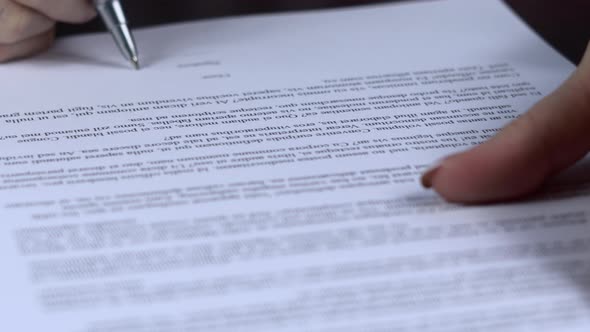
[0,0,138,68]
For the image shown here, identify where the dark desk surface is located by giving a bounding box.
[58,0,589,64]
[505,0,589,64]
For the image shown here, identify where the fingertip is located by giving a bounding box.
[428,155,490,204]
[82,6,98,23]
[62,6,97,23]
[423,41,590,205]
[425,153,486,203]
[424,143,548,204]
[420,160,444,189]
[420,153,479,203]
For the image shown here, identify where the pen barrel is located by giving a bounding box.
[95,0,128,26]
[94,0,138,66]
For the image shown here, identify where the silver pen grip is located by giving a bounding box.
[95,0,128,26]
[94,0,139,69]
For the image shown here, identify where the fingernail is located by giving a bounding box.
[421,160,444,189]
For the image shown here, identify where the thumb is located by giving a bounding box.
[422,42,590,203]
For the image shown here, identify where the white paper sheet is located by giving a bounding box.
[1,0,589,331]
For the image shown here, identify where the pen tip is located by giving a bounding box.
[132,56,140,70]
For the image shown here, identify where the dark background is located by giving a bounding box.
[57,0,590,64]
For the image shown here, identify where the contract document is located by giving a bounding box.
[1,0,588,330]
